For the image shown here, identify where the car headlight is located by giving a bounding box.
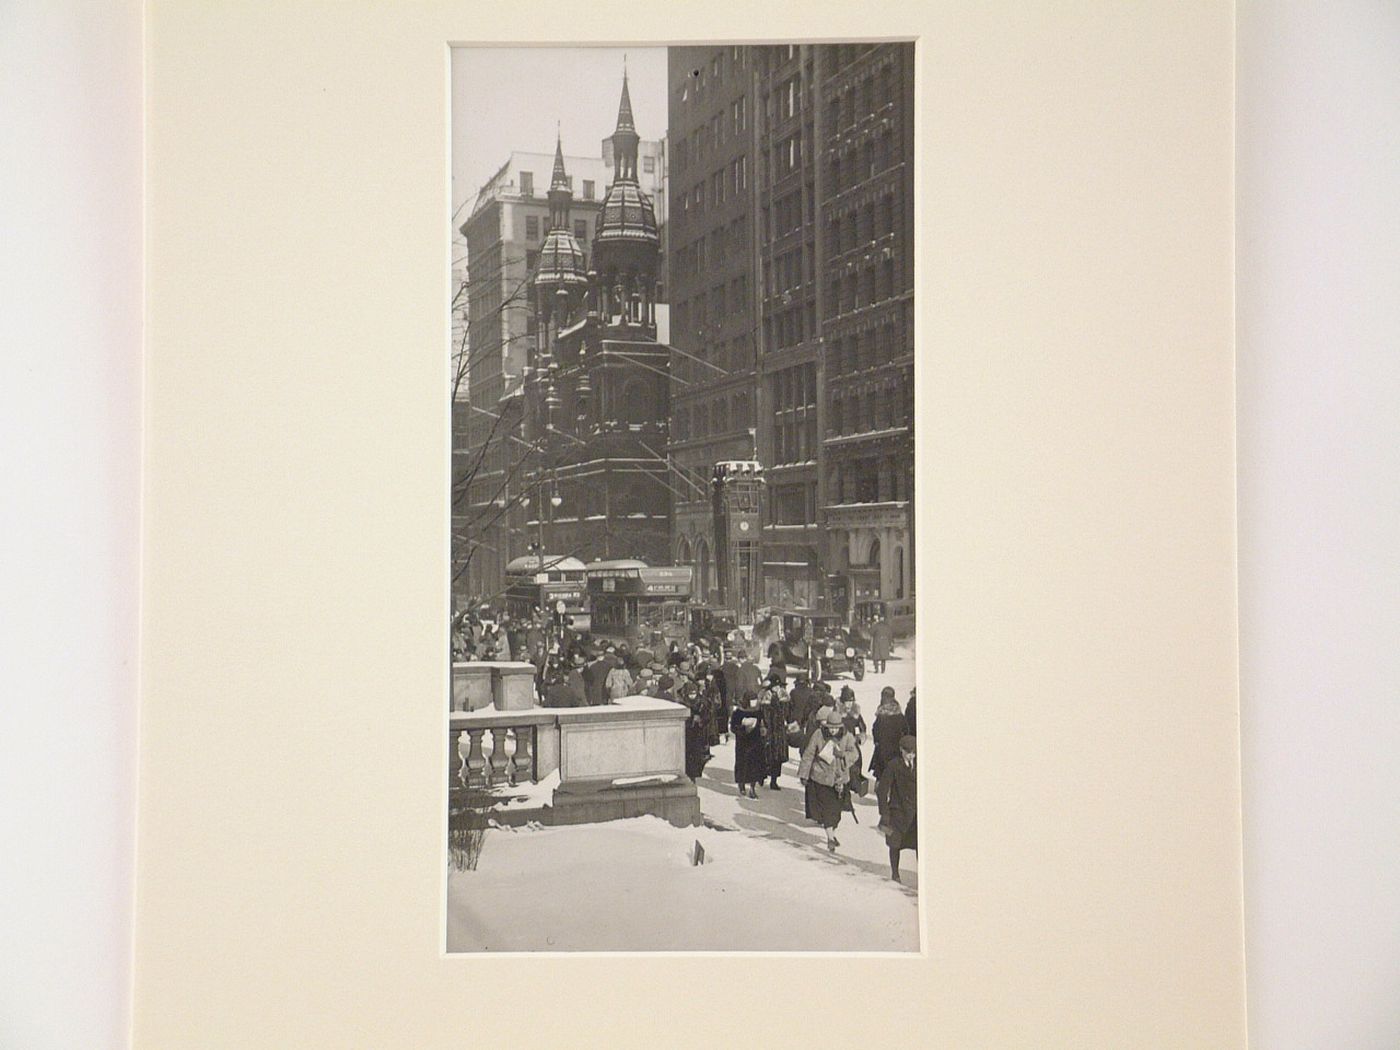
[845,647,854,658]
[825,648,834,658]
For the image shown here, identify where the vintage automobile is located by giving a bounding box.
[687,604,738,647]
[852,596,914,639]
[768,609,866,682]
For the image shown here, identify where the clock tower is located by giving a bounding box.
[711,460,765,622]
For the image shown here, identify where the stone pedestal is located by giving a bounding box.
[491,662,537,711]
[551,696,700,827]
[451,663,493,712]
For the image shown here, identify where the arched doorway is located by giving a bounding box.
[867,536,881,568]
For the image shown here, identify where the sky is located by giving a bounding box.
[451,47,668,226]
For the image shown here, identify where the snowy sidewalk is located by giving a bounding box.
[447,813,919,952]
[444,647,921,952]
[695,740,919,893]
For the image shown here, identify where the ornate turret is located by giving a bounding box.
[593,67,659,332]
[535,133,588,293]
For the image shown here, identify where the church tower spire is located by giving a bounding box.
[547,127,571,232]
[592,65,658,332]
[609,66,640,182]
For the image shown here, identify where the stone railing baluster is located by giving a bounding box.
[510,725,534,785]
[465,729,487,788]
[488,728,510,785]
[448,728,464,787]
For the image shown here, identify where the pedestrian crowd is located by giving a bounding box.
[452,602,918,882]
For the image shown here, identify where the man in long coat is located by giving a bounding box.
[870,616,894,674]
[582,648,610,706]
[876,734,918,882]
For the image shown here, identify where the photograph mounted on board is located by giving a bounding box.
[447,43,916,952]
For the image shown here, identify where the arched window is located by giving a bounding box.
[867,536,881,570]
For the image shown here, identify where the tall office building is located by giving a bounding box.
[666,43,915,617]
[666,46,758,602]
[816,43,916,614]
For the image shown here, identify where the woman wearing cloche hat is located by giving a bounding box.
[797,706,860,852]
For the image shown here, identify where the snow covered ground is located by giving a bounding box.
[446,646,920,953]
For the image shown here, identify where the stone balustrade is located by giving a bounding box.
[449,708,558,789]
[447,695,701,827]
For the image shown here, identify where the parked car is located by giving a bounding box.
[688,604,738,648]
[768,609,866,682]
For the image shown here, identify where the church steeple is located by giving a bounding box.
[592,62,659,333]
[535,127,587,307]
[608,67,641,183]
[547,128,572,232]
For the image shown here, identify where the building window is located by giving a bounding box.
[779,78,798,120]
[583,179,595,200]
[643,155,655,174]
[574,219,587,241]
[525,215,539,240]
[773,485,807,525]
[519,171,534,196]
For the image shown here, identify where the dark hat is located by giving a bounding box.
[880,685,896,699]
[899,735,917,751]
[766,670,785,685]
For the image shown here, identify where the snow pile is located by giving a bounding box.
[447,814,918,953]
[487,769,560,812]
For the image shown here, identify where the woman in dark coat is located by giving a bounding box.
[869,686,910,779]
[876,734,918,882]
[701,669,726,745]
[678,680,712,781]
[758,673,793,790]
[837,686,869,795]
[730,691,766,799]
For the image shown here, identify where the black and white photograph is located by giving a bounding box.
[447,43,917,951]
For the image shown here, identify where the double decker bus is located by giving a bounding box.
[585,559,693,649]
[503,554,589,630]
